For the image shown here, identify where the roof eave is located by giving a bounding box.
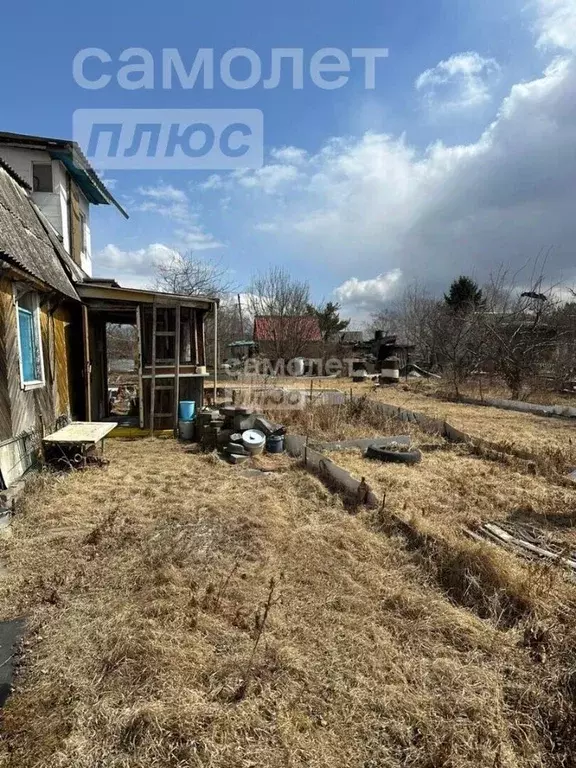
[0,132,128,219]
[77,283,219,310]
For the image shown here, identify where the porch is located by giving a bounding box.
[77,283,219,432]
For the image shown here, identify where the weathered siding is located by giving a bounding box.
[0,278,13,442]
[0,275,75,486]
[0,148,93,271]
[0,148,66,239]
[0,146,45,187]
[68,183,92,276]
[78,190,92,276]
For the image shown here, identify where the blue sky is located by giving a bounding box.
[1,0,575,323]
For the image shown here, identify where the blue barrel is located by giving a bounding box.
[266,434,285,454]
[178,400,196,421]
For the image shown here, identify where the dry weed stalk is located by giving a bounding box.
[232,576,280,702]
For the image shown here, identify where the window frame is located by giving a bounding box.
[31,161,54,193]
[15,290,45,391]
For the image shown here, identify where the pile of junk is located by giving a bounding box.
[178,401,286,465]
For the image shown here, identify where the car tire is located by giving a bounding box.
[365,445,422,464]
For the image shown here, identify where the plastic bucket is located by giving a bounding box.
[179,400,196,421]
[266,434,285,454]
[242,429,266,455]
[179,420,195,440]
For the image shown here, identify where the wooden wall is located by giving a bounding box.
[141,375,205,431]
[0,274,77,485]
[0,277,13,442]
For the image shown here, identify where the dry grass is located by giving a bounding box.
[365,383,576,468]
[327,446,576,545]
[268,397,445,447]
[214,375,576,468]
[1,433,576,766]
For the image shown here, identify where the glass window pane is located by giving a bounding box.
[18,308,37,382]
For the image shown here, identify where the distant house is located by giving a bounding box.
[0,131,218,489]
[253,315,322,361]
[329,330,367,345]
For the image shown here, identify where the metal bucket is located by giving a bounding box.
[266,434,285,454]
[242,429,266,455]
[179,420,195,440]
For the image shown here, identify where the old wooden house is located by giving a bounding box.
[0,133,218,489]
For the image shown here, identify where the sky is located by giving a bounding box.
[1,0,575,325]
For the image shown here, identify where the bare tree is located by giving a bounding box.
[370,282,442,369]
[246,267,315,361]
[154,251,232,298]
[481,267,562,399]
[435,307,485,398]
[247,266,310,316]
[153,250,236,368]
[106,324,137,368]
[549,300,576,390]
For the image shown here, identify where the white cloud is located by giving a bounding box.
[96,243,179,289]
[334,270,403,312]
[536,0,576,50]
[200,174,225,191]
[415,52,500,110]
[133,184,190,221]
[174,227,224,251]
[136,184,188,203]
[130,184,223,251]
[212,45,576,293]
[270,146,308,165]
[233,164,302,194]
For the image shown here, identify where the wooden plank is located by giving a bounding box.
[136,306,144,429]
[82,305,92,420]
[150,302,157,434]
[43,421,116,444]
[483,523,576,570]
[174,304,181,430]
[202,311,206,366]
[193,309,199,365]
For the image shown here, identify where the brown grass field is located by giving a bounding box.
[2,397,576,766]
[217,376,576,467]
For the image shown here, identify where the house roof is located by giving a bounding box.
[253,315,322,342]
[0,161,79,300]
[0,131,128,219]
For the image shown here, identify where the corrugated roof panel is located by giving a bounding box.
[0,167,79,300]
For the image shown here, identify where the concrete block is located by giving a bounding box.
[226,453,250,465]
[216,429,234,446]
[226,442,249,456]
[234,413,256,431]
[253,416,281,437]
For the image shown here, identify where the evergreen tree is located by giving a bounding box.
[307,301,350,342]
[444,276,485,313]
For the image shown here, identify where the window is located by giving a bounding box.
[32,163,53,193]
[17,292,44,388]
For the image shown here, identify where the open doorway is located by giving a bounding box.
[106,323,139,425]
